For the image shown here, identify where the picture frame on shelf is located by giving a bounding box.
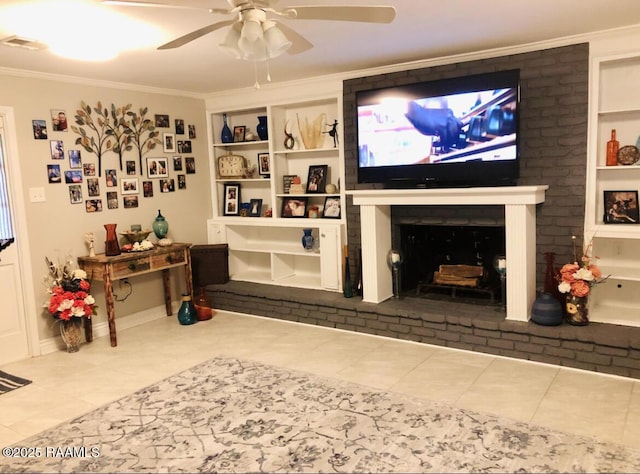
[282,175,297,194]
[249,198,263,217]
[146,157,169,178]
[223,183,241,216]
[306,164,328,193]
[233,126,246,142]
[322,196,341,218]
[258,152,270,176]
[281,197,308,218]
[603,190,639,224]
[163,133,175,153]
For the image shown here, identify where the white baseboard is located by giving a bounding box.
[39,304,177,355]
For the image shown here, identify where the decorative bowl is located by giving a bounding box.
[120,230,152,244]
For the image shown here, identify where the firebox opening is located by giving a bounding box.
[398,224,506,305]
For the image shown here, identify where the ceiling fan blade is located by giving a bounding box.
[102,1,230,14]
[158,19,236,50]
[284,5,395,23]
[273,21,313,55]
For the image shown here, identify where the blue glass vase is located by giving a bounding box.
[177,293,197,325]
[301,228,314,251]
[256,115,268,141]
[221,113,233,143]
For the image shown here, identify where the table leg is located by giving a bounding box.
[163,269,172,316]
[103,267,117,347]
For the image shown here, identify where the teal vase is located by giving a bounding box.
[152,210,169,239]
[221,113,233,143]
[177,293,197,325]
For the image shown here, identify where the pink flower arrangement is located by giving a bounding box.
[44,257,97,321]
[557,236,607,298]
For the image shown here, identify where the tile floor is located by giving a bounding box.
[1,310,639,451]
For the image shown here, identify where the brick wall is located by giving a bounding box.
[343,43,590,288]
[208,281,640,380]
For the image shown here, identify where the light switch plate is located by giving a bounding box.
[29,187,46,202]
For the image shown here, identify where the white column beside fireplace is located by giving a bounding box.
[347,186,548,322]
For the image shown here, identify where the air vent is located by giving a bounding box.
[1,35,45,51]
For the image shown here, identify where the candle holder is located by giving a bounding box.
[387,249,403,299]
[493,254,507,311]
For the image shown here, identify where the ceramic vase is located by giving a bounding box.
[301,228,314,251]
[566,294,589,326]
[60,318,83,352]
[297,112,326,149]
[153,210,169,239]
[256,115,268,140]
[177,293,197,325]
[531,292,563,326]
[104,223,121,256]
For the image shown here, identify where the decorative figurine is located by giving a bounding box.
[284,120,295,150]
[85,232,95,257]
[324,119,339,148]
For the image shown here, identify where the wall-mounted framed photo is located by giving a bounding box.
[223,183,241,216]
[306,164,328,193]
[603,190,639,224]
[120,177,139,195]
[233,126,246,142]
[258,152,270,176]
[249,198,263,217]
[322,196,341,218]
[146,157,169,178]
[163,132,175,153]
[281,197,308,218]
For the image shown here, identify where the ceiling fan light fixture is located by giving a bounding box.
[219,22,242,59]
[263,20,291,59]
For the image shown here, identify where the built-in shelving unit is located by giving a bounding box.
[206,95,345,291]
[585,52,640,326]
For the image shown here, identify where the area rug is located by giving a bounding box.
[1,357,639,473]
[0,370,31,395]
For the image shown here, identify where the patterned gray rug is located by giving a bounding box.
[1,356,639,473]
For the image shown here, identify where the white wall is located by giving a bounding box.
[0,72,211,348]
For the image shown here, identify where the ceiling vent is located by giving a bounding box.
[1,35,46,51]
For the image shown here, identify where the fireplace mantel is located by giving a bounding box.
[347,186,549,322]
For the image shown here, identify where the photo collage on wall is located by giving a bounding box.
[36,105,198,212]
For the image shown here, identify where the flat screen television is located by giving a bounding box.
[356,69,520,188]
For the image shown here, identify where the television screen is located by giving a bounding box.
[356,69,520,187]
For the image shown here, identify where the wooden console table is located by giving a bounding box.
[78,243,193,347]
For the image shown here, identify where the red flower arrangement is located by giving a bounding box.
[44,257,97,321]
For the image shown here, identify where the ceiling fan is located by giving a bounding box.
[103,1,396,61]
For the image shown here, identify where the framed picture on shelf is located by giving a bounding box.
[322,196,341,218]
[306,164,328,193]
[603,190,639,224]
[282,175,297,194]
[223,183,241,216]
[281,197,308,218]
[258,152,270,176]
[233,126,246,142]
[249,198,263,217]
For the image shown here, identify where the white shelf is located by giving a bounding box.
[585,53,640,327]
[206,93,345,293]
